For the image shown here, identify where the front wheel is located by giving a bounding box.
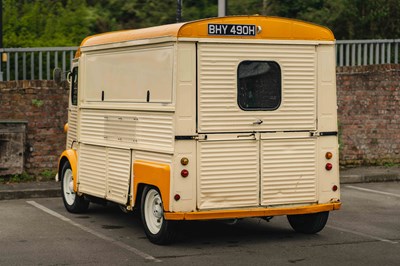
[61,161,89,213]
[287,211,329,234]
[141,186,176,245]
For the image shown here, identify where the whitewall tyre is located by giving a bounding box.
[141,186,176,245]
[61,161,89,213]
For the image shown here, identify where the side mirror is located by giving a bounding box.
[66,71,72,83]
[53,68,62,85]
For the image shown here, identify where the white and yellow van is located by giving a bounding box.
[58,16,341,244]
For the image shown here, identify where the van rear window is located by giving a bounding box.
[237,61,281,110]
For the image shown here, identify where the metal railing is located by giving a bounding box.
[336,39,400,67]
[0,40,399,81]
[0,47,78,81]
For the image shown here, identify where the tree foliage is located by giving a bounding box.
[3,0,93,47]
[265,0,400,39]
[3,0,400,47]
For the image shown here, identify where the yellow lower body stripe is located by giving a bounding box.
[164,202,341,221]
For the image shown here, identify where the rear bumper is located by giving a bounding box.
[164,201,341,221]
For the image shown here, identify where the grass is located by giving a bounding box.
[0,172,35,183]
[31,99,44,107]
[0,169,57,183]
[39,169,57,181]
[382,162,400,167]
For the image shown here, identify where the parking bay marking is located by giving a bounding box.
[345,185,400,198]
[26,200,161,263]
[327,225,398,244]
[330,185,399,244]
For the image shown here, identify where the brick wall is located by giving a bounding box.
[337,64,400,166]
[0,65,399,177]
[0,80,68,178]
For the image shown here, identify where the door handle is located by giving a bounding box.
[253,119,263,125]
[237,133,256,140]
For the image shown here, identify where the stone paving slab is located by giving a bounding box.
[340,166,400,184]
[0,181,61,200]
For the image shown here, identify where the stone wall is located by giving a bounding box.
[0,64,399,177]
[0,80,68,178]
[0,122,27,176]
[337,64,400,166]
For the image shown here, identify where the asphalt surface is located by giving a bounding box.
[1,182,400,265]
[1,166,400,200]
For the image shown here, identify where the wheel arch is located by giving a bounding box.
[133,160,171,212]
[58,149,78,192]
[133,183,146,210]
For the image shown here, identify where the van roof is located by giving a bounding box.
[79,16,334,51]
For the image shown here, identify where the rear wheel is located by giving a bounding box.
[141,186,176,245]
[61,161,89,213]
[287,211,329,234]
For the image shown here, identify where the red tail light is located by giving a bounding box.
[325,163,333,171]
[181,169,189,177]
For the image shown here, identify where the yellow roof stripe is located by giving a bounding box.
[80,16,334,49]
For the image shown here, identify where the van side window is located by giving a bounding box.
[237,61,281,110]
[71,67,78,106]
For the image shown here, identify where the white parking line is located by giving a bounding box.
[327,225,398,244]
[345,185,400,198]
[26,200,161,263]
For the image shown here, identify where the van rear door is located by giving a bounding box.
[196,42,318,210]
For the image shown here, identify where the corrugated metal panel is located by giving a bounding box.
[197,140,259,209]
[78,144,131,204]
[261,138,317,205]
[66,107,78,149]
[80,109,174,153]
[78,144,107,198]
[198,43,316,132]
[106,148,131,204]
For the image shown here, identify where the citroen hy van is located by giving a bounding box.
[58,16,341,244]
